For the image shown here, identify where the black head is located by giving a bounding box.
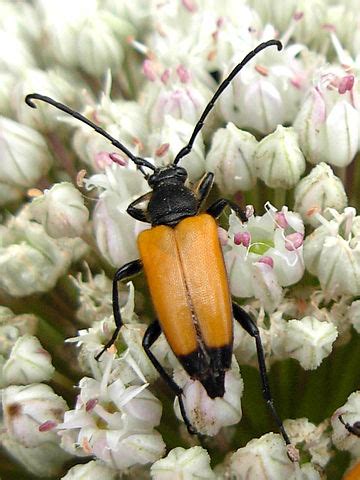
[148,165,188,189]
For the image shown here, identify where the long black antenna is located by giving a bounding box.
[25,93,156,175]
[173,39,283,165]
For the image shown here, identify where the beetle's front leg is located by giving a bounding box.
[232,302,292,447]
[95,259,142,360]
[207,198,248,222]
[142,320,197,435]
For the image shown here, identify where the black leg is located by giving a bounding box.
[127,192,152,222]
[232,302,291,445]
[207,198,248,222]
[196,172,214,212]
[142,320,197,435]
[95,259,142,360]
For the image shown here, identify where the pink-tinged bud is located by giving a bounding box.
[3,384,67,448]
[234,231,251,247]
[338,75,354,94]
[176,65,191,83]
[275,212,289,228]
[143,59,157,81]
[311,87,326,125]
[285,232,304,251]
[258,256,274,268]
[182,0,198,12]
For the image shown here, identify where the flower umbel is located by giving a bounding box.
[1,1,360,479]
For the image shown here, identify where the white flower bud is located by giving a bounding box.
[93,196,140,267]
[13,69,79,131]
[0,31,36,74]
[148,116,205,182]
[62,461,117,480]
[293,0,326,45]
[349,300,360,334]
[73,96,149,171]
[30,182,89,238]
[206,123,257,194]
[0,72,16,117]
[230,433,294,479]
[0,116,52,188]
[304,208,360,296]
[105,0,151,29]
[218,36,309,135]
[254,126,305,189]
[143,61,211,129]
[0,215,79,296]
[174,360,243,436]
[294,72,359,168]
[3,383,67,448]
[88,165,148,267]
[285,317,338,370]
[3,335,55,386]
[151,446,216,480]
[332,391,360,457]
[38,1,134,75]
[78,13,134,76]
[0,306,38,356]
[1,433,71,478]
[294,163,347,226]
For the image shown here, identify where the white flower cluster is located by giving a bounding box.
[2,0,360,479]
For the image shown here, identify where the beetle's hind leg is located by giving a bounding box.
[95,259,142,360]
[143,320,197,435]
[232,302,291,446]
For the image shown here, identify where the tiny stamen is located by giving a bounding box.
[255,64,269,76]
[177,65,191,83]
[155,143,170,157]
[258,256,274,268]
[143,59,157,81]
[338,75,355,94]
[39,420,57,432]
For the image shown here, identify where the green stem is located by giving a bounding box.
[273,187,286,209]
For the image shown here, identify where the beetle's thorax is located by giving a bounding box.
[147,165,198,226]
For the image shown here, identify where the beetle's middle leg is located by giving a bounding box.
[95,259,142,360]
[232,302,291,446]
[143,319,197,435]
[207,198,248,222]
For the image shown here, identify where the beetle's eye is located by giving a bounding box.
[176,167,187,181]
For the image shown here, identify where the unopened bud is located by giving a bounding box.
[255,126,305,189]
[30,182,89,238]
[206,123,257,193]
[294,163,347,226]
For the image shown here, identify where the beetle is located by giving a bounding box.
[26,39,292,446]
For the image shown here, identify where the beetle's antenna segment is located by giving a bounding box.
[25,93,156,175]
[173,39,283,165]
